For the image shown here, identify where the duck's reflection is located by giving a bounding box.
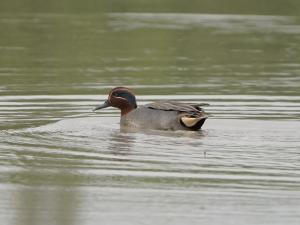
[107,127,136,155]
[120,125,207,140]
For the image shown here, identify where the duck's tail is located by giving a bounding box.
[180,115,207,130]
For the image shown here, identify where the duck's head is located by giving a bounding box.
[93,87,137,116]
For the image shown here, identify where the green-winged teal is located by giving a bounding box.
[93,87,208,131]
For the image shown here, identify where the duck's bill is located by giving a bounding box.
[93,101,110,111]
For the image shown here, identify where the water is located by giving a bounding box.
[1,4,300,225]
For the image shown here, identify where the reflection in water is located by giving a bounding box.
[1,13,300,97]
[5,131,81,225]
[14,172,79,225]
[5,149,80,225]
[110,13,300,34]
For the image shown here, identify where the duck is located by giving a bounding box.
[93,87,208,131]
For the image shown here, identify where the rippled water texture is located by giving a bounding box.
[1,9,300,225]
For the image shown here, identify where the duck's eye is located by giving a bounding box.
[113,91,127,99]
[113,92,125,98]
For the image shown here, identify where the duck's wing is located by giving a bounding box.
[145,101,208,130]
[145,101,207,113]
[188,103,209,111]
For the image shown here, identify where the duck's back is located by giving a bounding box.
[121,101,207,131]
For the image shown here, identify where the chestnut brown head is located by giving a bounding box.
[93,87,137,116]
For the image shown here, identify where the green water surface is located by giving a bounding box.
[0,1,300,225]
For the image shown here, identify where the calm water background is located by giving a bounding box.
[1,1,300,225]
